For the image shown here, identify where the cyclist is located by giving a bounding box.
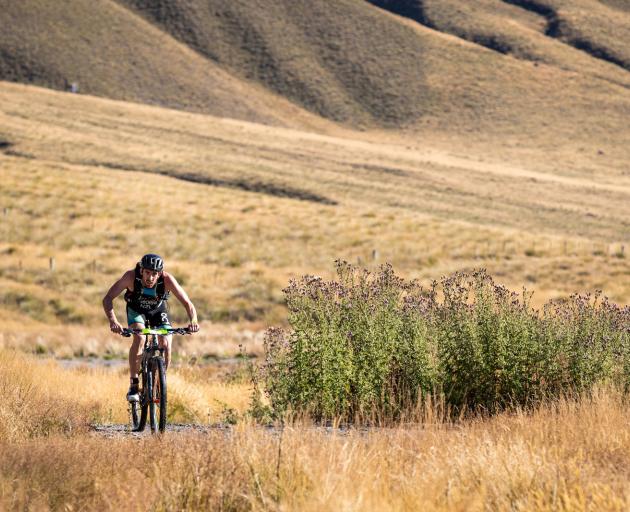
[102,253,199,401]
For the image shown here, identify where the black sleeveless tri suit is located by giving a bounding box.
[124,263,171,327]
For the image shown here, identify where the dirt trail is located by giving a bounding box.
[91,423,234,438]
[90,423,375,437]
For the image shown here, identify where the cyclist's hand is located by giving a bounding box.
[188,321,199,333]
[110,320,124,334]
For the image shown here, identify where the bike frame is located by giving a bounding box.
[141,331,164,378]
[121,327,190,433]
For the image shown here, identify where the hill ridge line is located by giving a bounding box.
[502,0,630,73]
[366,0,630,91]
[108,0,225,73]
[106,0,278,97]
[366,0,517,58]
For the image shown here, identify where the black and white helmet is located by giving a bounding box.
[140,253,164,271]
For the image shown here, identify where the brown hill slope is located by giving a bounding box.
[117,0,438,127]
[368,0,630,75]
[1,0,630,167]
[114,0,630,166]
[118,0,630,126]
[505,0,630,70]
[0,0,324,127]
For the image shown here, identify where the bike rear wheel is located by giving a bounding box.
[148,358,167,434]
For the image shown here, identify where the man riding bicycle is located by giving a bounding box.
[102,253,199,401]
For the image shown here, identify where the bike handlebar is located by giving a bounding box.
[120,327,192,337]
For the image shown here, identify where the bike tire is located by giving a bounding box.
[155,358,167,433]
[136,372,149,432]
[148,361,158,434]
[130,400,140,430]
[148,358,167,434]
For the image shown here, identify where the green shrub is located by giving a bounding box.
[258,262,630,421]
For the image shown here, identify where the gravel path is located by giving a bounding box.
[90,423,234,438]
[90,423,374,438]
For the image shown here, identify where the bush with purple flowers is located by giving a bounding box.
[258,261,630,422]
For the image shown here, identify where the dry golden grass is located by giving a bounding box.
[3,308,630,509]
[0,348,251,443]
[0,83,628,358]
[2,381,630,510]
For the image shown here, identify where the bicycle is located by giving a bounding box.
[121,326,191,433]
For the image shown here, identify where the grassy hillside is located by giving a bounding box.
[505,0,630,70]
[368,0,630,84]
[0,83,628,359]
[0,0,325,128]
[118,0,438,126]
[0,0,629,160]
[369,0,630,73]
[117,0,630,154]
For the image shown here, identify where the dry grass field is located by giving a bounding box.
[1,82,628,360]
[3,348,630,510]
[0,348,252,442]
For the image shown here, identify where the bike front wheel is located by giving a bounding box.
[130,400,140,431]
[133,372,149,432]
[148,358,167,434]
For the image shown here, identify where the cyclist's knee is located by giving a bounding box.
[129,323,144,350]
[158,335,172,350]
[130,323,143,338]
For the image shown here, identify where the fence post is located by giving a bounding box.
[49,257,55,272]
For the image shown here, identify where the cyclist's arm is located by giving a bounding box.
[102,270,133,328]
[164,272,199,331]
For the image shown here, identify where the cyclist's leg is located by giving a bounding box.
[158,334,173,370]
[126,306,146,380]
[149,303,172,370]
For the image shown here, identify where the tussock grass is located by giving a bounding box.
[0,349,251,443]
[0,350,106,442]
[1,84,628,346]
[3,388,630,510]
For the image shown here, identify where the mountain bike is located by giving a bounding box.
[121,326,191,433]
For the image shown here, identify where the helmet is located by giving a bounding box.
[140,253,164,271]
